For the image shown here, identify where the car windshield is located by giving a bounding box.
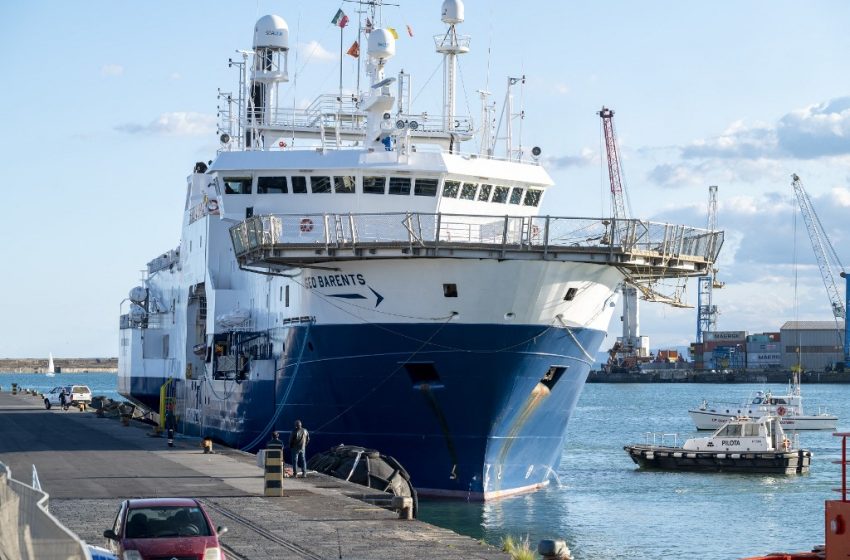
[125,506,211,539]
[72,386,90,393]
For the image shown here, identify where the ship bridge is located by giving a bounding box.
[229,212,724,280]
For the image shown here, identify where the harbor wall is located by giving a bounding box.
[0,358,117,373]
[587,369,850,383]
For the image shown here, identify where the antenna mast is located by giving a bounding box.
[435,0,470,132]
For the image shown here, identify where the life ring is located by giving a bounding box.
[279,141,287,148]
[782,438,791,451]
[207,199,219,213]
[299,218,314,233]
[777,405,787,416]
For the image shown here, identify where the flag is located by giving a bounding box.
[346,41,360,58]
[386,27,399,39]
[406,24,414,37]
[331,9,349,28]
[364,17,373,34]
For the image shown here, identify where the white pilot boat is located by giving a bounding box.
[625,415,812,474]
[688,373,837,431]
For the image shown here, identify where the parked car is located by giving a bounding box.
[43,385,92,410]
[103,498,227,560]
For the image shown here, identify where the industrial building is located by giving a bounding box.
[780,321,846,371]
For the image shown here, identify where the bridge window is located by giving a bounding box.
[223,177,251,194]
[716,424,742,437]
[414,178,438,196]
[257,177,287,194]
[492,186,509,203]
[564,288,578,301]
[291,176,308,194]
[524,189,542,207]
[363,176,386,194]
[310,176,332,194]
[478,184,492,201]
[442,180,460,198]
[509,188,524,204]
[334,176,356,194]
[459,183,477,200]
[389,177,411,195]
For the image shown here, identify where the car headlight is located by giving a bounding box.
[123,551,144,560]
[204,548,222,560]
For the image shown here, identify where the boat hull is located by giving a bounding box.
[689,409,837,431]
[624,445,812,474]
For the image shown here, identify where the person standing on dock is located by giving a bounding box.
[165,405,177,447]
[289,420,310,478]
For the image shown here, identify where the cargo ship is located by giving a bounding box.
[118,1,722,499]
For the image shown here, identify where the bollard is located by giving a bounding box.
[391,496,414,520]
[264,447,284,497]
[202,437,214,453]
[538,539,572,560]
[11,383,17,395]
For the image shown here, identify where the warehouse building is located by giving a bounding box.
[780,321,845,371]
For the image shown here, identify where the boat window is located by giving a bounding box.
[443,283,458,297]
[752,397,763,404]
[334,176,356,194]
[257,177,287,194]
[564,288,578,301]
[717,424,742,437]
[414,178,438,197]
[509,187,524,204]
[442,180,461,198]
[223,177,251,194]
[743,424,760,437]
[459,183,477,200]
[773,398,787,405]
[363,176,386,194]
[310,176,332,194]
[291,176,308,194]
[492,186,509,203]
[523,189,542,207]
[388,177,411,195]
[478,184,492,201]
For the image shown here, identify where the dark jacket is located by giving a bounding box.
[289,428,309,451]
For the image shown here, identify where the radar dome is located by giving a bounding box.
[367,28,396,60]
[253,14,289,50]
[129,304,146,323]
[129,286,147,303]
[441,0,465,24]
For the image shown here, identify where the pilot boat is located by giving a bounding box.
[625,415,812,474]
[117,1,722,499]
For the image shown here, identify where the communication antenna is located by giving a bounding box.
[435,0,470,132]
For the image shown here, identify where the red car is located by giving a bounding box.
[103,497,227,560]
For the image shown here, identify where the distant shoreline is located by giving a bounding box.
[0,358,117,374]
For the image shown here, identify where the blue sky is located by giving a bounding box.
[2,1,849,358]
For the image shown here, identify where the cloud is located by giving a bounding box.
[169,72,181,80]
[115,112,216,136]
[647,158,785,188]
[553,83,570,95]
[298,40,336,63]
[101,64,124,76]
[545,148,595,169]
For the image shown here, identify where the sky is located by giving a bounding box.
[1,1,849,358]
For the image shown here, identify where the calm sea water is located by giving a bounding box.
[2,373,842,558]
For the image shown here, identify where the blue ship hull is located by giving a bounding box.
[121,323,604,498]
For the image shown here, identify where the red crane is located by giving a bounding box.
[598,106,629,235]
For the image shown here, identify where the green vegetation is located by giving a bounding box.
[501,534,536,560]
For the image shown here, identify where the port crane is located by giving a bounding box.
[791,173,850,368]
[696,185,724,343]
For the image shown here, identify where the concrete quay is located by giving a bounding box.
[0,391,507,559]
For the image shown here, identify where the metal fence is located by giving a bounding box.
[0,462,89,560]
[230,212,724,266]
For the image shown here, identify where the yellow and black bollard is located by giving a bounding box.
[263,431,285,497]
[11,383,17,395]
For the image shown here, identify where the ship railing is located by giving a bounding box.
[229,212,723,275]
[642,432,681,447]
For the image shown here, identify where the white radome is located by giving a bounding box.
[441,0,465,24]
[367,28,396,60]
[129,286,147,303]
[253,14,289,50]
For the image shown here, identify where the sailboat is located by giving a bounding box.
[45,353,56,377]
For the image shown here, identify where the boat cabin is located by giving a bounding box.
[684,416,791,453]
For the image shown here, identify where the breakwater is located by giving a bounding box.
[0,358,116,373]
[587,368,850,383]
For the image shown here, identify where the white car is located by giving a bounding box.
[44,385,92,410]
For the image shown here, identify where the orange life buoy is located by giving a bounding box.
[279,141,287,148]
[777,405,787,416]
[299,218,314,233]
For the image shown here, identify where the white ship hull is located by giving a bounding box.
[689,409,837,431]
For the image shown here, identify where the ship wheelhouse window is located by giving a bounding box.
[743,424,759,437]
[492,186,510,203]
[223,177,251,194]
[310,176,332,193]
[509,187,524,204]
[257,176,287,194]
[716,424,742,437]
[523,188,542,207]
[291,176,308,193]
[478,184,493,201]
[388,177,411,195]
[414,178,438,196]
[459,183,477,200]
[442,180,460,198]
[363,176,386,194]
[334,176,356,194]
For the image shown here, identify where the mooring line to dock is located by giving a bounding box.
[201,499,324,560]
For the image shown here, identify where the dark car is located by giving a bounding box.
[103,497,227,560]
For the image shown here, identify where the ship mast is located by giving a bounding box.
[435,0,470,134]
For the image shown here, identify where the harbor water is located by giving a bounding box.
[2,372,843,559]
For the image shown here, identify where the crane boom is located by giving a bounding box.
[599,107,628,233]
[791,173,846,319]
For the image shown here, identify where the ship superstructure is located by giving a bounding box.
[119,1,723,499]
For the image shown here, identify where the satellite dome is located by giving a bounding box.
[253,14,289,50]
[367,29,396,60]
[129,286,147,303]
[441,0,465,24]
[129,304,147,324]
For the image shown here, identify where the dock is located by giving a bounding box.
[0,390,507,559]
